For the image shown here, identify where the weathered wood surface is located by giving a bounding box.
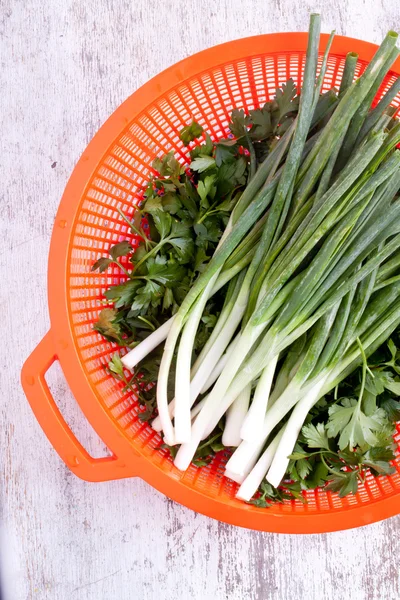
[2,1,400,598]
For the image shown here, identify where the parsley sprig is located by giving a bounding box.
[277,335,400,499]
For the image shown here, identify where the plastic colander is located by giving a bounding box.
[22,32,400,533]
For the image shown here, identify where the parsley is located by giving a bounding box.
[180,120,204,145]
[109,240,133,260]
[263,335,400,503]
[92,116,254,427]
[327,397,388,450]
[93,308,124,345]
[302,422,330,450]
[248,480,303,508]
[227,79,300,158]
[274,78,299,121]
[325,471,359,497]
[92,241,133,276]
[190,156,216,173]
[229,109,248,139]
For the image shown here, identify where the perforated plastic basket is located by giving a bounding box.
[22,33,400,533]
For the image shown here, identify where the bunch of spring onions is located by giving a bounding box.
[121,14,400,498]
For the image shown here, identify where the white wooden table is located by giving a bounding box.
[2,1,400,598]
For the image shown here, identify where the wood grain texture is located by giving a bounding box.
[2,1,400,598]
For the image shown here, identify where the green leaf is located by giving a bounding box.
[366,370,399,396]
[193,247,209,273]
[127,316,157,331]
[180,120,204,145]
[162,181,177,193]
[274,78,299,120]
[350,408,388,449]
[104,279,142,308]
[93,308,122,342]
[233,155,248,181]
[248,107,272,140]
[388,338,397,360]
[259,481,276,498]
[308,397,329,420]
[214,191,237,214]
[151,211,172,239]
[248,497,270,508]
[372,424,397,448]
[287,460,299,481]
[277,116,295,135]
[92,257,113,273]
[162,287,175,312]
[109,240,132,260]
[146,256,186,287]
[385,380,400,396]
[362,389,377,416]
[365,461,396,475]
[142,196,163,213]
[215,139,237,167]
[364,445,396,463]
[160,443,178,459]
[380,397,400,421]
[305,460,329,489]
[130,244,148,267]
[167,220,194,263]
[296,458,312,480]
[137,406,156,422]
[201,314,217,329]
[173,275,191,305]
[152,151,182,178]
[162,193,182,214]
[197,175,216,209]
[249,480,300,506]
[215,157,247,198]
[337,448,362,466]
[210,441,225,453]
[194,216,222,246]
[190,156,216,173]
[108,353,125,377]
[152,157,164,173]
[201,133,214,156]
[179,181,199,219]
[130,281,163,315]
[365,371,381,395]
[326,471,359,497]
[288,451,311,460]
[189,133,213,159]
[327,398,388,450]
[326,398,357,438]
[192,458,213,467]
[302,422,330,450]
[229,108,248,138]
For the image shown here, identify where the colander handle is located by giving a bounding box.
[22,331,137,482]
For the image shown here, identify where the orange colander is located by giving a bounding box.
[22,32,400,533]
